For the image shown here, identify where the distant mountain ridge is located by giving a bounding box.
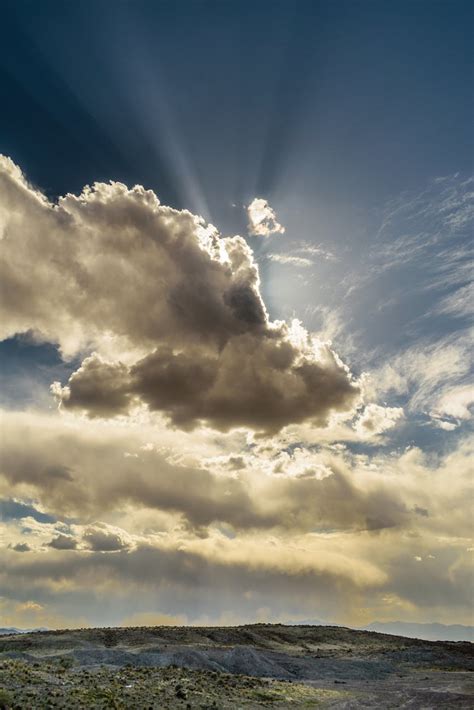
[0,627,47,635]
[364,621,473,642]
[289,619,473,642]
[1,622,472,642]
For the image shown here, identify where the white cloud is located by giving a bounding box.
[267,253,312,267]
[434,282,473,320]
[353,404,404,438]
[430,385,474,429]
[296,242,336,261]
[247,197,285,237]
[366,331,472,424]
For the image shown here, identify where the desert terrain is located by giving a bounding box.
[0,624,472,708]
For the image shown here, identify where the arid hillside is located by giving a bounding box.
[0,623,473,708]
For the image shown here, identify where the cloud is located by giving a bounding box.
[0,156,359,434]
[266,243,337,269]
[0,408,472,627]
[296,243,337,261]
[436,385,474,420]
[366,331,472,423]
[16,601,43,612]
[0,156,263,357]
[2,157,472,630]
[51,357,134,418]
[333,175,473,396]
[430,385,474,429]
[0,542,384,628]
[53,327,359,433]
[1,492,472,628]
[434,282,473,320]
[353,404,404,437]
[373,175,474,270]
[11,542,31,553]
[267,253,313,267]
[48,534,78,551]
[1,409,468,537]
[82,524,130,552]
[247,197,285,237]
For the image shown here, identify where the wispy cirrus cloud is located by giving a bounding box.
[267,253,313,267]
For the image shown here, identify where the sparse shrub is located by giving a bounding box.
[59,656,74,670]
[0,688,13,710]
[175,682,187,699]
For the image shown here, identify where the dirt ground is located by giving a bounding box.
[0,624,472,708]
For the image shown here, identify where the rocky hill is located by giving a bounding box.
[0,623,472,708]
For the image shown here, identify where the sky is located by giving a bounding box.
[0,0,473,631]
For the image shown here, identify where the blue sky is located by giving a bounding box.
[2,0,472,393]
[1,0,472,206]
[0,0,472,630]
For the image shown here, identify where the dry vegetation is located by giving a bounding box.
[0,624,472,708]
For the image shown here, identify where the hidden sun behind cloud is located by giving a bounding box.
[0,155,472,634]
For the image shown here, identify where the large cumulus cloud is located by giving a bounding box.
[0,156,359,433]
[53,329,359,432]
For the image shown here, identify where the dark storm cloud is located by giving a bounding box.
[0,156,359,433]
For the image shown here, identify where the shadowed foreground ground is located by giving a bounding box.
[0,624,472,708]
